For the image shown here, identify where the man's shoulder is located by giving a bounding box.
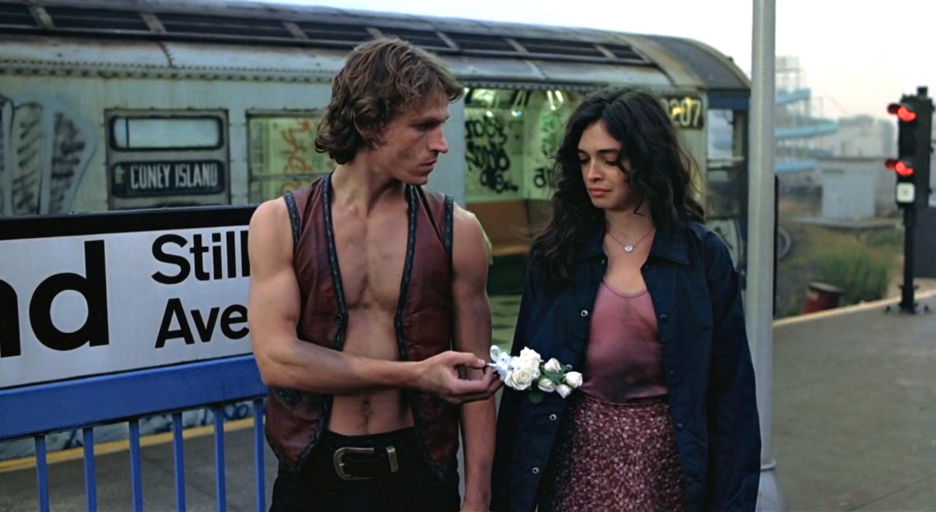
[246,198,295,267]
[415,186,452,218]
[250,197,289,230]
[450,203,490,270]
[249,198,299,258]
[452,202,485,241]
[452,203,479,226]
[251,179,323,232]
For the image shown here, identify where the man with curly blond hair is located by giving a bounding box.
[248,38,500,512]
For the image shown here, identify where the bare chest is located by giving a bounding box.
[330,206,409,311]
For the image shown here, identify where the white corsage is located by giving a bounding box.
[489,346,582,403]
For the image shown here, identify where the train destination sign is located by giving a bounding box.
[112,160,226,197]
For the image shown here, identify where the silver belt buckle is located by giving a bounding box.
[332,445,400,481]
[333,447,375,481]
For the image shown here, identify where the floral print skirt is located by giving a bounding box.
[538,393,686,512]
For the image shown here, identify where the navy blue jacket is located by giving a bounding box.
[491,221,760,512]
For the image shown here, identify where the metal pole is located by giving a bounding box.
[748,0,788,509]
[900,205,916,313]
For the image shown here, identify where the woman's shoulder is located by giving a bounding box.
[682,220,733,269]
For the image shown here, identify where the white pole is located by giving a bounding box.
[749,0,787,510]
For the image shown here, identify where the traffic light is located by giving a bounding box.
[887,88,933,209]
[887,88,934,314]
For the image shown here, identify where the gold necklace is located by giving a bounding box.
[605,227,655,253]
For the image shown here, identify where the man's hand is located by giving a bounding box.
[413,351,502,404]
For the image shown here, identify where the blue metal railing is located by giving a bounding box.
[775,158,819,174]
[0,355,267,512]
[775,88,811,106]
[775,120,839,140]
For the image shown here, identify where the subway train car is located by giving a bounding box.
[0,0,750,269]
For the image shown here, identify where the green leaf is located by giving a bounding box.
[528,389,544,404]
[541,369,564,382]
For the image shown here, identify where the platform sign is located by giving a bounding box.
[0,207,255,389]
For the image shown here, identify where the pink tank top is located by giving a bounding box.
[580,281,668,403]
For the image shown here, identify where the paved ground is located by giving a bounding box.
[2,293,936,511]
[772,293,936,511]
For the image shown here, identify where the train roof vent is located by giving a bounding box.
[513,37,606,59]
[44,5,149,32]
[157,12,293,40]
[377,27,451,51]
[445,32,515,53]
[0,2,37,28]
[295,21,371,44]
[602,43,649,64]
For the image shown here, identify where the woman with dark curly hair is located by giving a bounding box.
[490,87,760,512]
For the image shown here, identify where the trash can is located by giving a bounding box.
[801,281,845,314]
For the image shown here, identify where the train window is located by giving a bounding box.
[111,117,223,150]
[707,110,735,160]
[247,114,336,203]
[706,109,746,218]
[463,88,583,203]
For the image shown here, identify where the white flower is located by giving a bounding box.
[504,373,520,389]
[512,351,540,373]
[543,358,562,374]
[507,365,539,390]
[517,348,543,366]
[556,384,573,398]
[537,377,557,393]
[564,371,583,389]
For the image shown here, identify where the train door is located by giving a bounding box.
[704,94,750,277]
[658,91,751,275]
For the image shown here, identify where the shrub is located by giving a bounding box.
[864,228,904,250]
[813,248,891,306]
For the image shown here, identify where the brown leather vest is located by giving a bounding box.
[264,174,459,477]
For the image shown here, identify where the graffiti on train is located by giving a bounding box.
[465,111,520,197]
[530,112,567,195]
[0,94,96,217]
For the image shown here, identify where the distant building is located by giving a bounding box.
[773,56,905,219]
[812,115,895,158]
[810,117,898,218]
[817,157,896,218]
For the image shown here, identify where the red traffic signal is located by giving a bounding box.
[888,103,917,122]
[886,158,915,177]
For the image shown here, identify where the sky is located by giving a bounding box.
[248,0,935,121]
